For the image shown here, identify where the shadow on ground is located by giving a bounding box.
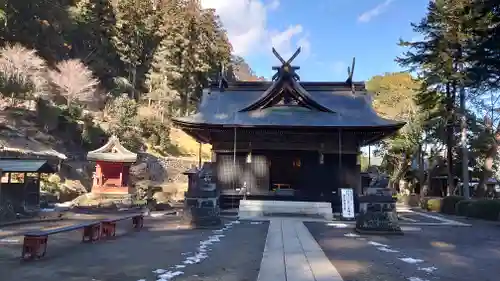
[305,221,500,281]
[0,217,268,281]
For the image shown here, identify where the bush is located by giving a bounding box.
[426,198,442,212]
[465,199,500,221]
[441,196,465,215]
[138,117,170,148]
[456,199,474,216]
[420,197,442,211]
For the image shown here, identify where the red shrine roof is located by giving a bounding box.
[86,135,137,163]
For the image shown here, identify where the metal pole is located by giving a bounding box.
[460,84,470,198]
[233,127,237,167]
[339,129,342,182]
[368,145,371,166]
[198,142,202,168]
[232,127,238,207]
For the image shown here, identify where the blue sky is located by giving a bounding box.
[202,0,429,81]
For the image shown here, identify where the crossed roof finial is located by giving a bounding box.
[345,57,356,93]
[271,47,301,81]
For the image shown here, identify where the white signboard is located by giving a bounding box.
[340,188,355,219]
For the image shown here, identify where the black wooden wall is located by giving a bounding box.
[215,151,359,202]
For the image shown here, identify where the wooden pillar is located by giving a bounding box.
[23,172,27,198]
[98,164,103,188]
[119,164,124,188]
[198,142,202,168]
[0,169,3,203]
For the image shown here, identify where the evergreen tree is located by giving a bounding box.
[72,0,121,85]
[112,0,161,100]
[397,0,475,195]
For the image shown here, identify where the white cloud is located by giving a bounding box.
[268,0,280,10]
[358,0,394,23]
[200,0,310,59]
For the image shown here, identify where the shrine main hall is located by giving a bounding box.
[173,48,404,212]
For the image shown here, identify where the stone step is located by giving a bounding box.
[238,200,333,220]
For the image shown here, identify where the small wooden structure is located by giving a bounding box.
[0,159,56,210]
[86,135,137,194]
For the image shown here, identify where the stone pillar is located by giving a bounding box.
[355,176,402,235]
[182,163,221,228]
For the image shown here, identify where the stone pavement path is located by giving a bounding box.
[257,218,344,281]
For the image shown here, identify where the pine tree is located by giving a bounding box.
[397,0,475,195]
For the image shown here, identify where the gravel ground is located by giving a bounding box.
[0,216,268,281]
[306,221,500,281]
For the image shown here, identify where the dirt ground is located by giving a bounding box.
[306,219,500,281]
[0,214,268,281]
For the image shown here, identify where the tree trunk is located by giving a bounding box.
[476,131,500,197]
[417,144,425,195]
[445,82,455,196]
[181,93,189,116]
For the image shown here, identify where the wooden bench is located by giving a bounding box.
[100,213,144,239]
[22,221,101,261]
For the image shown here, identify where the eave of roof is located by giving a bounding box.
[0,159,56,173]
[238,78,334,113]
[87,135,137,163]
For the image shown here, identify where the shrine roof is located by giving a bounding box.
[173,82,404,130]
[173,48,405,132]
[0,159,55,173]
[86,135,137,163]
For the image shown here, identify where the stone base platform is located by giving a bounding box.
[238,200,333,220]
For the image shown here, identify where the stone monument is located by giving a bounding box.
[355,172,402,235]
[182,162,221,228]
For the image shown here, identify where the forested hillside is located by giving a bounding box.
[0,0,260,158]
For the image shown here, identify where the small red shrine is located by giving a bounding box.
[86,135,137,194]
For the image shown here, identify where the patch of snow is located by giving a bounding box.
[0,238,19,243]
[151,220,236,281]
[158,271,184,280]
[401,226,422,232]
[377,247,399,253]
[368,241,389,247]
[250,221,262,224]
[40,208,56,212]
[326,223,349,228]
[150,212,165,218]
[408,277,429,281]
[399,257,424,264]
[418,266,438,273]
[344,233,360,238]
[55,202,73,207]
